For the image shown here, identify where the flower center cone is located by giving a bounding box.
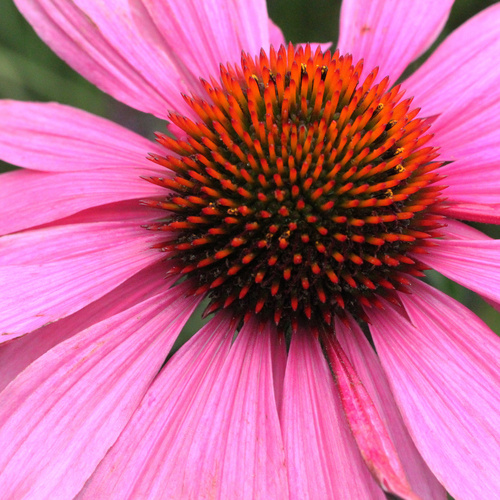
[144,43,446,333]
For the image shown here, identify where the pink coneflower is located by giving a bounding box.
[1,0,499,498]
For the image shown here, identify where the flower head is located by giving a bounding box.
[1,1,500,499]
[149,44,445,332]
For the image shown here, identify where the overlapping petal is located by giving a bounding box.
[434,127,500,221]
[323,332,419,500]
[440,219,491,241]
[368,280,500,499]
[15,0,278,119]
[333,318,445,500]
[435,203,500,225]
[0,223,162,337]
[281,331,384,499]
[404,3,500,132]
[0,261,171,391]
[403,3,500,223]
[0,169,163,234]
[132,0,272,87]
[419,218,500,313]
[80,313,234,498]
[416,238,500,305]
[338,0,454,83]
[0,101,163,171]
[0,287,199,499]
[14,0,195,117]
[0,220,152,264]
[81,314,288,499]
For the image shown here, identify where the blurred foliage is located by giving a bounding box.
[0,0,498,334]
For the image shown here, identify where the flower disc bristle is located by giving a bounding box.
[144,44,445,331]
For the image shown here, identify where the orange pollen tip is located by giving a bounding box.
[145,43,446,331]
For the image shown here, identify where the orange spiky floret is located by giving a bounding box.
[144,44,446,332]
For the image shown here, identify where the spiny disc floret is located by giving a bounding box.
[145,44,444,331]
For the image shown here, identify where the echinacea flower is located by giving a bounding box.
[1,0,500,498]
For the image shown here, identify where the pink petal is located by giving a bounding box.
[0,101,162,172]
[402,4,500,223]
[416,239,500,305]
[81,313,285,499]
[440,219,491,241]
[80,313,234,498]
[432,135,500,223]
[176,318,288,499]
[281,331,385,499]
[437,222,500,311]
[224,0,274,59]
[0,261,171,391]
[323,332,422,500]
[335,317,445,500]
[13,0,197,118]
[337,0,453,83]
[133,0,272,87]
[404,3,500,134]
[270,320,287,411]
[0,168,162,234]
[434,202,500,225]
[0,287,199,499]
[0,220,159,265]
[200,319,288,499]
[434,131,500,209]
[0,225,163,337]
[367,280,500,499]
[35,200,165,228]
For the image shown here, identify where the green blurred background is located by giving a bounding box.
[0,0,498,334]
